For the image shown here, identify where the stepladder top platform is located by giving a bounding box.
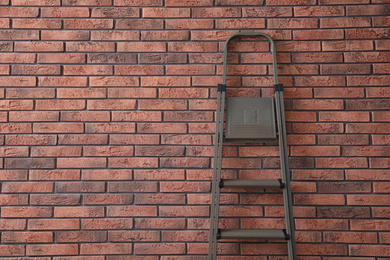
[225,97,276,141]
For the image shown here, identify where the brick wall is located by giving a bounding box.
[0,0,389,258]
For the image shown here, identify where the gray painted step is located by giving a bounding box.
[220,179,284,189]
[218,229,288,240]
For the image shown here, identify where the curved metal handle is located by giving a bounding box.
[222,32,279,86]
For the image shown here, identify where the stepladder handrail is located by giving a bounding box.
[222,32,279,86]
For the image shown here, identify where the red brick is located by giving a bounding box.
[143,7,189,17]
[142,31,190,41]
[241,243,286,255]
[6,134,56,146]
[291,146,340,157]
[134,243,185,255]
[292,53,343,63]
[293,100,344,110]
[141,76,190,87]
[58,134,108,145]
[28,219,79,230]
[64,65,113,75]
[107,206,157,217]
[139,53,187,64]
[30,170,80,180]
[39,77,87,87]
[92,7,140,17]
[0,76,36,86]
[267,0,316,4]
[0,41,12,51]
[0,53,36,63]
[166,0,212,6]
[346,123,390,134]
[243,7,292,17]
[296,219,348,231]
[84,194,133,205]
[30,194,81,205]
[319,112,369,122]
[82,169,132,181]
[116,19,163,29]
[85,123,135,133]
[33,123,83,133]
[54,206,104,218]
[80,243,132,255]
[316,157,368,168]
[117,42,166,52]
[108,157,158,168]
[57,158,106,169]
[61,111,110,122]
[0,30,39,40]
[91,31,139,41]
[346,169,390,181]
[351,220,390,231]
[135,218,185,230]
[2,207,52,218]
[377,40,390,50]
[320,0,369,3]
[0,194,28,205]
[216,18,265,29]
[349,76,390,86]
[350,245,390,257]
[12,65,61,75]
[159,88,208,99]
[0,7,39,17]
[269,18,318,29]
[295,76,345,87]
[115,65,163,75]
[9,111,59,122]
[191,30,239,41]
[346,28,390,39]
[27,244,78,256]
[0,245,24,256]
[323,40,373,51]
[90,76,139,87]
[62,0,112,5]
[194,7,241,17]
[276,40,321,51]
[63,89,106,99]
[15,42,64,52]
[82,218,132,230]
[109,181,156,194]
[347,5,390,16]
[66,42,115,52]
[13,19,61,29]
[134,169,185,180]
[295,6,344,16]
[5,158,54,169]
[88,53,137,64]
[0,219,26,230]
[374,63,390,74]
[2,231,53,243]
[116,0,162,5]
[135,193,185,205]
[56,231,106,242]
[41,7,90,17]
[321,17,371,28]
[294,29,344,40]
[84,146,133,157]
[38,53,85,64]
[31,146,81,157]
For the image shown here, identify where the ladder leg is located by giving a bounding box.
[275,90,297,260]
[208,90,225,260]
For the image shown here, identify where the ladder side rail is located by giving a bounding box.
[276,90,297,260]
[208,89,224,259]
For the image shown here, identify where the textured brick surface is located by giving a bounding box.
[0,0,389,258]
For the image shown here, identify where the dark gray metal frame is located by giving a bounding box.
[208,32,297,260]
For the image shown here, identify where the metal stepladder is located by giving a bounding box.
[208,32,297,260]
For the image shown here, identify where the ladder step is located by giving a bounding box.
[220,179,284,189]
[218,229,289,240]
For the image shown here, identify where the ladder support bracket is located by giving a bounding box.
[283,229,290,240]
[274,84,284,92]
[219,181,224,188]
[279,179,285,189]
[216,230,222,240]
[218,84,226,92]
